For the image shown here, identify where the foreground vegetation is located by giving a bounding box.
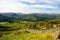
[0,31,52,40]
[0,18,60,40]
[0,18,60,30]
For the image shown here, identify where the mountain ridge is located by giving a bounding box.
[0,13,60,22]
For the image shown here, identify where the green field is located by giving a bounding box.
[0,31,53,40]
[0,19,60,40]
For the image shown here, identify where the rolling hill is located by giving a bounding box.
[0,13,60,22]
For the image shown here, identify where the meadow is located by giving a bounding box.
[0,18,60,40]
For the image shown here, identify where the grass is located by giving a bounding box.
[0,21,60,40]
[0,31,52,40]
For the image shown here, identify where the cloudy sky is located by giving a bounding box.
[0,0,60,13]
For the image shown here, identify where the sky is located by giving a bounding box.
[0,0,60,14]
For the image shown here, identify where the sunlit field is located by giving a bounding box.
[0,13,60,40]
[0,19,60,40]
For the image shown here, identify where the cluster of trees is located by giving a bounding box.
[27,19,60,30]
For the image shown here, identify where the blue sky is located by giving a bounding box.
[0,0,60,14]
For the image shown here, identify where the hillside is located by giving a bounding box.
[0,13,60,22]
[0,13,60,40]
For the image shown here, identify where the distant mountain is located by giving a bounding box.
[0,14,9,21]
[0,13,60,22]
[0,13,23,18]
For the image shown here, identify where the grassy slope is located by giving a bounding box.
[0,32,52,40]
[0,19,60,40]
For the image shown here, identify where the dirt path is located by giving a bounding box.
[7,27,60,36]
[24,27,60,34]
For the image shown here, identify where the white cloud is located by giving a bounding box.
[0,0,59,13]
[0,0,29,13]
[20,0,55,3]
[30,4,58,9]
[20,0,36,3]
[38,0,55,3]
[51,10,60,13]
